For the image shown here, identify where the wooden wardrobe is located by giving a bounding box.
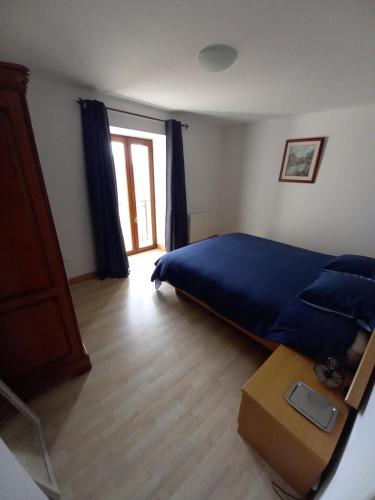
[0,62,91,396]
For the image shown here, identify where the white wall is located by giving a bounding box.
[221,105,375,257]
[176,112,226,238]
[317,383,375,500]
[27,74,226,277]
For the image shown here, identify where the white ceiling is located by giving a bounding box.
[1,0,374,120]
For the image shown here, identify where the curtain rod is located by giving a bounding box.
[77,99,189,129]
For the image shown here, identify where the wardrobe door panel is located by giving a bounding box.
[0,299,71,383]
[0,106,52,301]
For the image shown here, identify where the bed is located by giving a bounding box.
[151,233,359,357]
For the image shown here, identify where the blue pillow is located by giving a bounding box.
[299,270,375,331]
[325,255,375,281]
[266,299,358,357]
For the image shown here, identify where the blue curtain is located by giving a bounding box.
[79,99,129,279]
[165,119,188,251]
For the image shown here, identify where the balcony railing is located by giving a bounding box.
[136,199,151,246]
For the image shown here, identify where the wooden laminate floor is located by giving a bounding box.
[5,250,292,499]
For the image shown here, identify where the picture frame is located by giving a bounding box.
[279,137,325,183]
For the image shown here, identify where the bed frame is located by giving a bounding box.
[175,288,279,351]
[175,288,375,410]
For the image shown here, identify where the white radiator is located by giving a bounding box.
[189,212,210,243]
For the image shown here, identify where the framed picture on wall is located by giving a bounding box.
[279,137,325,183]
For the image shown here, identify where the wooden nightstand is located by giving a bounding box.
[238,345,350,496]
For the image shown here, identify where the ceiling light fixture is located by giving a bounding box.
[198,44,238,72]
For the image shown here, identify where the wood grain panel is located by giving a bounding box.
[345,329,375,409]
[238,345,350,495]
[0,107,52,300]
[0,299,71,383]
[238,393,324,495]
[68,272,96,285]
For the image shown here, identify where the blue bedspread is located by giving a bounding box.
[151,233,357,355]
